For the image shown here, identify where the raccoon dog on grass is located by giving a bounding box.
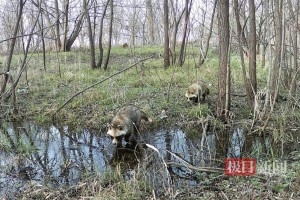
[185,81,210,103]
[107,105,151,146]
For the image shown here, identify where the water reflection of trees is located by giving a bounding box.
[1,121,296,197]
[0,122,110,185]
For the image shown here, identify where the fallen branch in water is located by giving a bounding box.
[146,143,224,174]
[55,55,157,114]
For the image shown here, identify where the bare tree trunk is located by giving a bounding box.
[248,0,257,95]
[96,0,110,69]
[271,0,283,100]
[1,0,41,115]
[216,0,230,119]
[54,0,61,51]
[256,4,264,55]
[233,0,252,107]
[39,0,57,50]
[62,0,69,51]
[261,0,272,119]
[163,0,170,68]
[282,25,288,87]
[1,0,25,95]
[65,4,85,51]
[146,0,155,44]
[288,0,299,95]
[131,8,137,48]
[84,0,96,69]
[38,11,46,71]
[169,0,185,65]
[199,0,217,66]
[103,0,113,71]
[234,2,248,56]
[178,0,192,66]
[261,0,269,67]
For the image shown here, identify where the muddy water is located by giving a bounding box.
[0,121,298,197]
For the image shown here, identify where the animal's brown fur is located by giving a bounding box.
[107,105,151,146]
[185,81,210,103]
[122,43,129,48]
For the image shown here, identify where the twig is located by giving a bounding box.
[55,55,156,114]
[166,65,178,103]
[165,161,224,173]
[0,72,9,75]
[221,191,229,200]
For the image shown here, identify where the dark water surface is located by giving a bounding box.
[0,121,298,197]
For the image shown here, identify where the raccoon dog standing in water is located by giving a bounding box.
[107,105,151,146]
[185,81,210,103]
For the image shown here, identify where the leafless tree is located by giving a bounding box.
[216,0,230,119]
[103,0,113,71]
[54,0,61,50]
[178,0,192,66]
[288,0,299,95]
[1,0,25,95]
[169,0,185,65]
[146,0,155,44]
[163,0,170,68]
[248,0,257,98]
[199,0,217,66]
[233,0,252,107]
[1,0,41,115]
[260,0,269,67]
[96,0,110,69]
[84,0,96,69]
[270,0,283,100]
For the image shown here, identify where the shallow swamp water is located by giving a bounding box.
[0,121,299,197]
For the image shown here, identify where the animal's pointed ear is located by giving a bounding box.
[107,123,112,129]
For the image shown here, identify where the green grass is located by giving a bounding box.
[2,46,300,130]
[0,46,218,127]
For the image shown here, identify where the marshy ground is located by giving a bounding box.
[1,46,300,199]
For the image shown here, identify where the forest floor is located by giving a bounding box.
[1,46,300,199]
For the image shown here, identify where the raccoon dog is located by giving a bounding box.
[107,105,151,146]
[122,43,129,48]
[185,81,210,103]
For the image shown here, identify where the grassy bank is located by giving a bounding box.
[2,46,222,128]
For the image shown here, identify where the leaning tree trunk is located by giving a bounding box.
[2,0,41,115]
[65,10,85,51]
[216,0,230,119]
[0,0,25,95]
